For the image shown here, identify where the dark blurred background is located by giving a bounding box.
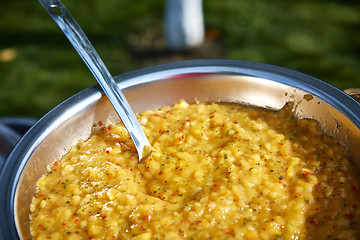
[1,0,359,118]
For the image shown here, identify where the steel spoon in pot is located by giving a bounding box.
[38,0,151,161]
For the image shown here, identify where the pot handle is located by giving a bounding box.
[344,88,360,103]
[0,117,37,170]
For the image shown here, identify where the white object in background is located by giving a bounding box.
[165,0,204,51]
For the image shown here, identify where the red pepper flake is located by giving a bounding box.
[143,215,150,221]
[186,119,191,122]
[53,169,57,171]
[158,195,162,200]
[346,213,354,221]
[196,220,201,225]
[159,171,163,175]
[210,114,215,118]
[98,121,103,126]
[38,224,42,229]
[303,170,310,176]
[153,113,162,117]
[62,223,66,226]
[307,217,317,225]
[130,168,133,172]
[225,229,235,235]
[108,126,113,130]
[39,194,45,198]
[54,161,59,166]
[140,225,145,229]
[178,135,184,141]
[279,181,286,188]
[106,150,110,154]
[179,128,184,132]
[147,158,153,162]
[74,218,79,223]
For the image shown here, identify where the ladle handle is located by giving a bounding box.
[38,0,150,160]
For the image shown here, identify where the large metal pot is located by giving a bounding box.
[1,60,360,239]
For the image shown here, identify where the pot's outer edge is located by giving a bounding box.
[0,86,102,239]
[1,59,359,239]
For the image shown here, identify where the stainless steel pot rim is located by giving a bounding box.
[0,59,359,239]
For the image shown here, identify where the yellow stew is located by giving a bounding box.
[30,100,360,240]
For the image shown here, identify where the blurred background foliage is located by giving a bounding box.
[1,0,359,118]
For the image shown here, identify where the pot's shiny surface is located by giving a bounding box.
[1,60,359,239]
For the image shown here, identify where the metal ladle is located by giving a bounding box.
[38,0,151,161]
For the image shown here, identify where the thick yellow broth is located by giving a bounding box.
[30,100,360,239]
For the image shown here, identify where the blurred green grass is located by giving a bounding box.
[1,0,359,118]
